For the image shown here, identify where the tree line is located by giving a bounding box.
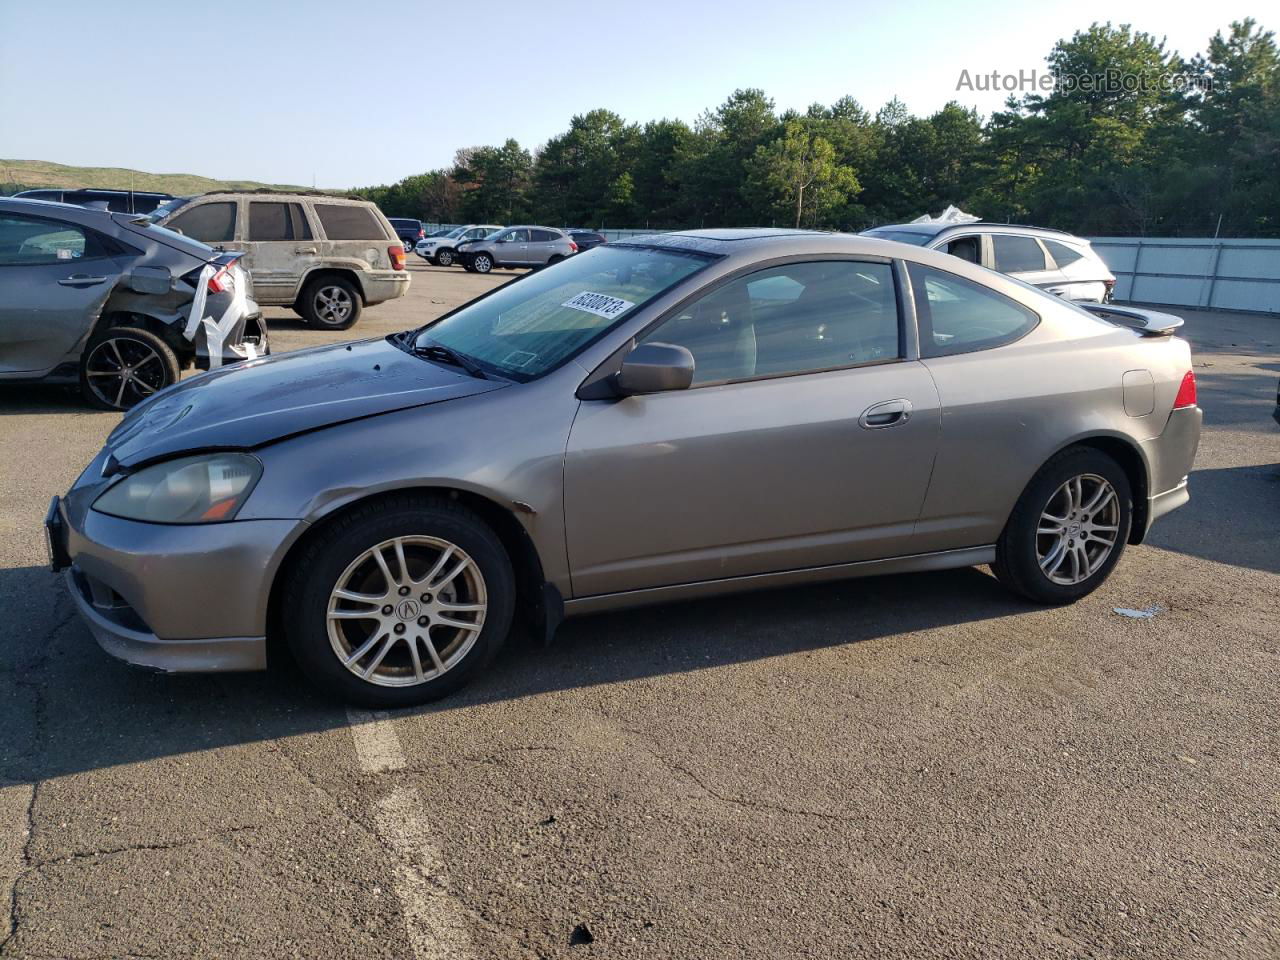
[355,20,1280,238]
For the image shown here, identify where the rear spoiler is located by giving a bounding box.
[1078,302,1184,337]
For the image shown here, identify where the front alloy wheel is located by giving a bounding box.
[282,496,515,706]
[327,535,487,687]
[435,248,454,267]
[472,253,493,273]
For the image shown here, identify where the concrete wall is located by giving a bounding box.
[1086,237,1280,315]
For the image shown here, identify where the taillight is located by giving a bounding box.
[569,241,578,253]
[389,246,406,271]
[207,259,238,293]
[1173,370,1197,409]
[417,228,425,238]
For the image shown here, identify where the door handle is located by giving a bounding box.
[859,398,912,429]
[57,275,109,287]
[295,247,317,254]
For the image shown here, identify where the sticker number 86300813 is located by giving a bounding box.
[561,291,636,320]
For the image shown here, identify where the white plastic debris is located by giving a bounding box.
[910,204,980,225]
[1113,605,1163,619]
[184,263,253,369]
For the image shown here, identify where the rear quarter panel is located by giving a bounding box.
[912,304,1189,553]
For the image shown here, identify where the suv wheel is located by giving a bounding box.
[992,447,1132,604]
[435,248,455,267]
[79,326,180,410]
[300,276,363,330]
[282,496,515,707]
[472,253,493,274]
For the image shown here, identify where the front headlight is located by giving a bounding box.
[93,453,262,524]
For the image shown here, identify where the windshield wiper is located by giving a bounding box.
[412,340,488,380]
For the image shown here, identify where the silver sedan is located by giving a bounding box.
[48,229,1201,706]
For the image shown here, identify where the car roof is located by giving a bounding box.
[868,221,1082,241]
[0,196,116,220]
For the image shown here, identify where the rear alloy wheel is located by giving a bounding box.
[993,447,1132,604]
[435,248,454,267]
[283,497,514,706]
[79,326,179,410]
[472,253,493,274]
[300,276,363,330]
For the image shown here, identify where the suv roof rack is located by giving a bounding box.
[199,188,365,200]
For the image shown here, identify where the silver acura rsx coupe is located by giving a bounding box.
[46,229,1202,706]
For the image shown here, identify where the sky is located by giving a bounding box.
[0,0,1266,188]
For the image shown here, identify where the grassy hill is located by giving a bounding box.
[0,159,318,196]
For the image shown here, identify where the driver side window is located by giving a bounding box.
[641,260,902,386]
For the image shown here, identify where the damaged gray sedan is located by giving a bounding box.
[47,230,1200,707]
[0,197,267,409]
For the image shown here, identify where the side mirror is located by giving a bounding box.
[615,342,695,395]
[128,265,172,295]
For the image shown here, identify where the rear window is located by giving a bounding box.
[167,201,237,244]
[314,203,388,240]
[992,235,1047,273]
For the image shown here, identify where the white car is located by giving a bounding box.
[415,224,502,266]
[862,222,1116,303]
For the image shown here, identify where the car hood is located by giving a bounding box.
[105,337,507,468]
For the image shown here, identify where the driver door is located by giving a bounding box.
[563,258,941,597]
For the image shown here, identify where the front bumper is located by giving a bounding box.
[48,495,304,673]
[65,567,266,672]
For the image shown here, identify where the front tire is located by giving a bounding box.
[79,326,179,410]
[281,496,515,707]
[435,248,454,267]
[472,253,493,274]
[993,447,1132,604]
[300,276,363,330]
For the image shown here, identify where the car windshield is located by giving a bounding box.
[863,228,933,246]
[444,227,468,239]
[412,245,715,381]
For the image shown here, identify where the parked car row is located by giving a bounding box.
[413,225,607,271]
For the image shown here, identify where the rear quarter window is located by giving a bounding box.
[314,204,388,240]
[1043,239,1086,268]
[907,262,1039,358]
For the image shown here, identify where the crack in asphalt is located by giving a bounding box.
[30,824,262,869]
[0,781,37,956]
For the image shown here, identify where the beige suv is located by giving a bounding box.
[150,193,410,329]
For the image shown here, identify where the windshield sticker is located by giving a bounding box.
[502,350,538,368]
[562,291,636,320]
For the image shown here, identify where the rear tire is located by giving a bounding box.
[435,249,454,267]
[300,276,362,330]
[992,446,1132,604]
[79,326,179,410]
[282,496,515,707]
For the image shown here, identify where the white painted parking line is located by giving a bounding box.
[345,708,407,773]
[374,786,474,960]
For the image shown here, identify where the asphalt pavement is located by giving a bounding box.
[1,260,1277,958]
